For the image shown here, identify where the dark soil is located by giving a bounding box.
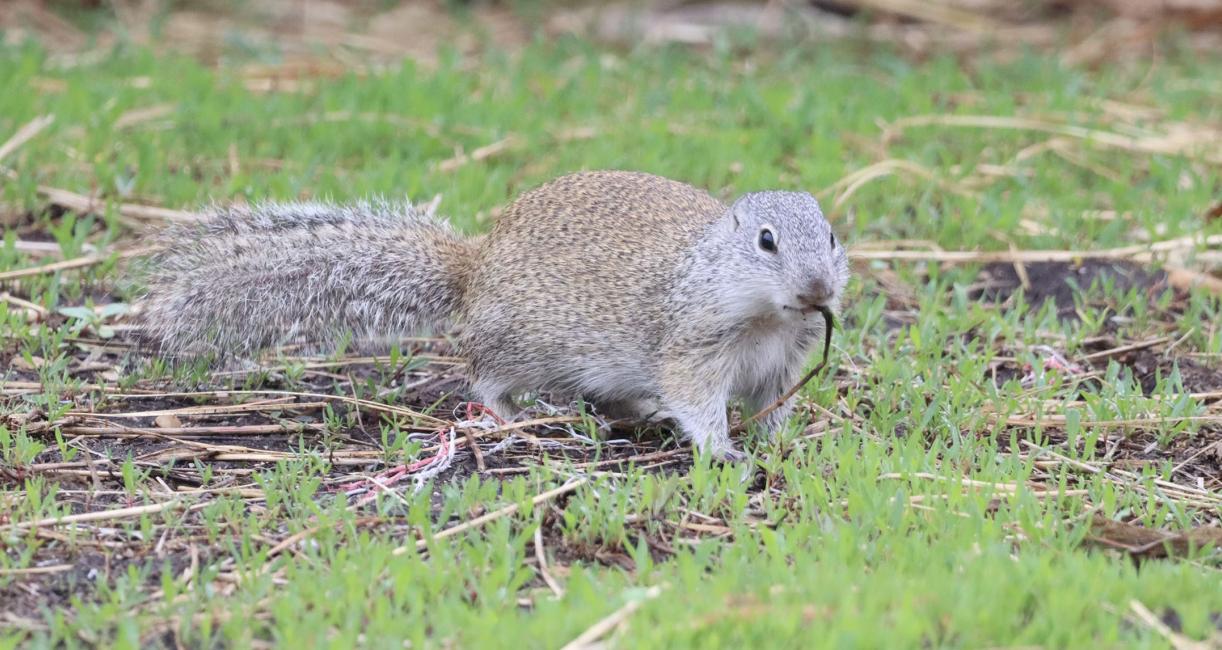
[971,260,1169,318]
[1125,348,1222,394]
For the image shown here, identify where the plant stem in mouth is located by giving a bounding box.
[734,305,834,433]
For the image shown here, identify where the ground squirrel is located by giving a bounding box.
[139,171,849,460]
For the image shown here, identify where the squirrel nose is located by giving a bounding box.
[798,279,832,307]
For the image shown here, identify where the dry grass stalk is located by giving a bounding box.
[60,423,326,437]
[835,0,1005,33]
[885,114,1222,164]
[1164,265,1222,295]
[113,103,175,130]
[38,185,200,223]
[534,525,565,598]
[1,292,48,321]
[70,401,331,419]
[5,499,189,532]
[1129,600,1214,650]
[0,246,154,282]
[0,114,54,163]
[1006,414,1222,428]
[394,477,588,555]
[1080,337,1170,362]
[560,584,663,650]
[820,158,977,208]
[104,389,452,429]
[0,564,74,576]
[436,135,520,173]
[849,233,1222,264]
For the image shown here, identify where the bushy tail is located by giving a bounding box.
[137,200,478,360]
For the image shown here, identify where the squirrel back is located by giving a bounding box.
[464,171,726,388]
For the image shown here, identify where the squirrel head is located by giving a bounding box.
[719,190,849,322]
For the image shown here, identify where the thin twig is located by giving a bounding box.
[61,423,326,437]
[0,114,54,164]
[68,401,330,419]
[103,389,451,428]
[38,186,200,222]
[886,114,1222,164]
[465,427,487,472]
[436,135,519,173]
[0,564,74,576]
[1081,337,1169,362]
[1128,600,1210,650]
[560,585,663,650]
[0,247,154,282]
[534,525,564,598]
[849,233,1222,264]
[265,516,382,559]
[734,306,834,433]
[5,499,187,531]
[394,477,588,555]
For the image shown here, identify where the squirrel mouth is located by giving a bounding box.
[782,304,835,352]
[784,304,825,316]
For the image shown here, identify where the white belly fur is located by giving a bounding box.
[726,322,805,398]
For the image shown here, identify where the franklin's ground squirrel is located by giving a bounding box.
[139,170,850,460]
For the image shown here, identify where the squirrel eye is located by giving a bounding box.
[758,227,777,253]
[829,232,836,249]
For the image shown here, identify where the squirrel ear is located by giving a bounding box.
[727,202,742,231]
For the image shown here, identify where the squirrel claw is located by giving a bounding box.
[710,447,749,464]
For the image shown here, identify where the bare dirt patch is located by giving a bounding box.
[1125,347,1222,395]
[972,260,1169,318]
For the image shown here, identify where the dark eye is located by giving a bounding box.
[758,227,777,253]
[829,232,836,248]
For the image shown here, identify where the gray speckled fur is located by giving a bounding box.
[139,171,849,458]
[139,200,479,357]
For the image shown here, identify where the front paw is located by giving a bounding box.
[761,414,790,441]
[706,445,749,464]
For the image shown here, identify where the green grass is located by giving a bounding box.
[1,28,1221,649]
